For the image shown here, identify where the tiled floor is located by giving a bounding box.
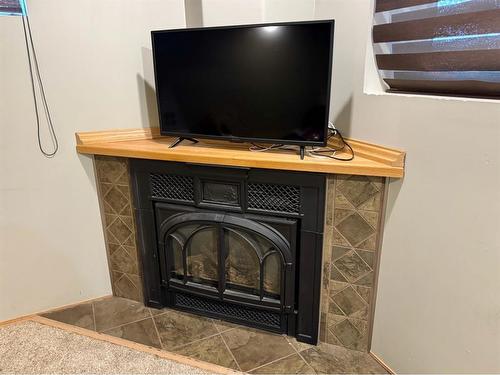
[40,296,387,374]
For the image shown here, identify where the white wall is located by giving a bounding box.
[0,0,186,321]
[198,0,500,372]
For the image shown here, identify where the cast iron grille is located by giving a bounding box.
[247,183,300,214]
[150,173,194,202]
[175,293,282,329]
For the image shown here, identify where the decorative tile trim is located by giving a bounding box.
[320,175,387,351]
[94,156,143,303]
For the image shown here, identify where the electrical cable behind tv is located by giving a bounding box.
[250,123,355,161]
[21,5,58,157]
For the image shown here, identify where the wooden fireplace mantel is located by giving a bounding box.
[75,127,405,178]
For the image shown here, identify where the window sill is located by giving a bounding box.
[363,88,500,105]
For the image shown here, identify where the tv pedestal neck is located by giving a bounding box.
[169,137,199,148]
[300,146,305,160]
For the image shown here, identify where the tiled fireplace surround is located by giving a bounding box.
[94,156,387,353]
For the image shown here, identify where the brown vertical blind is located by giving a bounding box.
[373,0,500,98]
[0,0,23,15]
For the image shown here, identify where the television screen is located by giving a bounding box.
[151,21,334,146]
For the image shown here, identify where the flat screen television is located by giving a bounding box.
[151,20,334,147]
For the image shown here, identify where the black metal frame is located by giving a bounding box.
[130,159,326,344]
[150,19,335,148]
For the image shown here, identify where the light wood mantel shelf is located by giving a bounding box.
[76,128,405,178]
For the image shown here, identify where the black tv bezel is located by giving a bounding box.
[151,19,335,147]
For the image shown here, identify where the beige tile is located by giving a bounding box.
[330,319,367,351]
[333,191,355,210]
[104,186,130,215]
[353,285,372,304]
[110,246,138,274]
[174,335,239,370]
[356,234,378,251]
[286,336,314,353]
[212,319,239,333]
[332,228,350,247]
[335,213,375,247]
[221,327,295,372]
[328,300,345,316]
[301,342,387,374]
[325,330,342,346]
[333,208,354,225]
[326,313,346,332]
[356,249,375,268]
[107,217,133,245]
[332,287,367,317]
[94,297,150,332]
[331,246,350,262]
[353,271,375,287]
[359,210,379,230]
[154,309,218,350]
[329,264,348,283]
[334,251,372,283]
[357,192,382,212]
[114,274,143,302]
[95,157,127,184]
[42,303,94,330]
[250,353,314,374]
[149,306,166,316]
[337,176,379,208]
[328,279,349,294]
[104,318,161,348]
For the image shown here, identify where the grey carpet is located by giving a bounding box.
[0,321,211,374]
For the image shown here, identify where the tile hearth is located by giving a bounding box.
[41,296,387,374]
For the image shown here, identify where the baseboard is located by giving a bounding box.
[370,351,396,374]
[0,315,33,327]
[0,294,112,326]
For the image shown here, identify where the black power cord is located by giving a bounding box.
[249,126,355,161]
[21,8,58,157]
[310,128,354,161]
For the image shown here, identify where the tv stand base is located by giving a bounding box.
[169,137,199,148]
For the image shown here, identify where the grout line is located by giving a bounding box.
[327,296,348,319]
[211,319,236,334]
[295,349,316,374]
[330,263,352,290]
[168,331,224,352]
[99,315,155,334]
[218,331,242,372]
[284,336,316,374]
[246,351,298,373]
[149,309,164,349]
[349,283,371,308]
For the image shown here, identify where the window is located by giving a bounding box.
[0,0,24,16]
[373,0,500,98]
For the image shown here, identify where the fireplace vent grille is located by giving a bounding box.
[247,183,300,214]
[150,173,194,202]
[175,293,282,329]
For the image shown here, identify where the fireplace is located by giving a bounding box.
[130,160,326,344]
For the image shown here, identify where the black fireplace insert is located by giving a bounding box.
[130,160,325,344]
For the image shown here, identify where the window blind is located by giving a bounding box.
[373,0,500,98]
[0,0,23,15]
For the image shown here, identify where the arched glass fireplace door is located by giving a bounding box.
[159,212,294,311]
